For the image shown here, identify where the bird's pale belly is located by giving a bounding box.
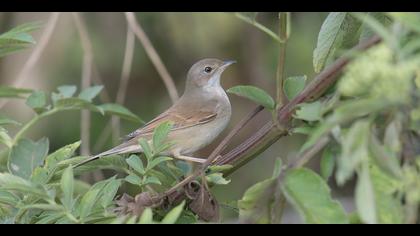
[167,112,231,155]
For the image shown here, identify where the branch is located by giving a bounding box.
[72,13,93,157]
[0,12,60,109]
[125,12,179,103]
[276,12,289,106]
[157,35,382,203]
[112,25,136,144]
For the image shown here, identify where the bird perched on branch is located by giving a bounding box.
[76,58,235,167]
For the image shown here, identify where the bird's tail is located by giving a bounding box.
[74,142,141,168]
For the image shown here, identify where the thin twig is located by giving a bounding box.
[125,12,179,103]
[0,12,60,109]
[234,13,283,44]
[160,105,265,198]
[112,26,136,144]
[72,13,93,157]
[275,12,289,107]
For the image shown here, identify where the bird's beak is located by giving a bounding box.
[221,60,236,69]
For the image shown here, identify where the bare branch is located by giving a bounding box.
[112,26,136,144]
[0,12,60,109]
[72,13,93,157]
[125,12,179,103]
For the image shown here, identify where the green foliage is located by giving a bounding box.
[0,22,42,57]
[227,85,275,110]
[283,75,306,100]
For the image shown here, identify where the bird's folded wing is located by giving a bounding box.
[124,109,217,141]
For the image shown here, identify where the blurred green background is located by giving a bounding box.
[0,12,340,222]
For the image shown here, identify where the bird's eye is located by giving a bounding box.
[204,66,212,73]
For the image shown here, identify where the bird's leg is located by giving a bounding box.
[172,150,206,163]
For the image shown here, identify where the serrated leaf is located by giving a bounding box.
[61,166,74,210]
[126,155,145,175]
[283,75,307,100]
[124,174,141,186]
[57,85,77,98]
[320,147,335,180]
[97,103,142,123]
[161,201,185,224]
[8,137,49,179]
[206,173,231,185]
[313,12,362,73]
[227,85,275,110]
[294,101,322,122]
[78,85,103,102]
[282,168,348,224]
[355,162,376,224]
[152,121,173,151]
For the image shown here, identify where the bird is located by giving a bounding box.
[75,58,235,167]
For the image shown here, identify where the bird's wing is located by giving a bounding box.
[123,109,217,141]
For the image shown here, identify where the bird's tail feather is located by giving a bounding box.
[74,142,141,168]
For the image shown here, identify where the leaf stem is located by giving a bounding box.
[276,12,290,107]
[234,13,284,44]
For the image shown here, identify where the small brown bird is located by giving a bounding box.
[76,58,235,167]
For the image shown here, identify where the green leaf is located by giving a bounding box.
[282,168,348,224]
[61,166,74,210]
[152,121,173,151]
[238,178,275,223]
[359,13,392,42]
[320,147,335,180]
[0,87,32,98]
[25,91,47,113]
[0,127,12,148]
[124,174,141,186]
[336,120,370,185]
[144,176,161,185]
[0,173,48,198]
[227,85,275,110]
[355,162,376,224]
[126,155,145,175]
[207,164,233,173]
[8,137,49,179]
[0,22,42,57]
[283,75,307,100]
[369,133,402,178]
[138,208,154,224]
[97,103,142,123]
[206,173,231,185]
[161,201,185,224]
[54,97,104,115]
[78,188,101,221]
[57,85,77,98]
[78,85,103,102]
[388,12,420,34]
[44,141,81,170]
[138,138,152,160]
[0,189,19,206]
[147,156,172,171]
[0,115,21,126]
[100,178,121,209]
[294,101,322,122]
[313,12,362,73]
